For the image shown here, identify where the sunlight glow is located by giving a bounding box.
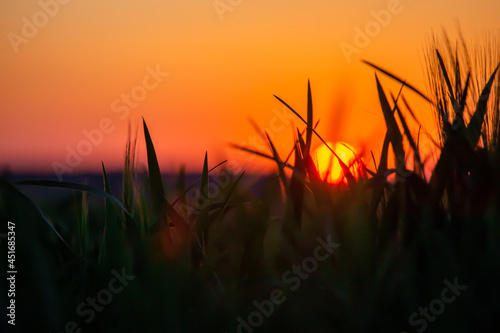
[313,141,361,183]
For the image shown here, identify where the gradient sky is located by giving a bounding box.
[1,0,499,176]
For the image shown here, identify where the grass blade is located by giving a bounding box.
[142,118,165,208]
[198,152,210,250]
[200,152,209,202]
[172,160,227,206]
[378,132,391,175]
[266,133,290,196]
[99,162,112,263]
[219,171,246,217]
[229,143,294,170]
[362,59,432,103]
[17,179,140,251]
[458,71,471,116]
[375,75,405,171]
[305,80,313,157]
[289,141,306,227]
[2,178,73,254]
[274,94,355,185]
[392,95,424,177]
[17,180,129,214]
[436,50,458,110]
[401,95,423,128]
[465,62,500,146]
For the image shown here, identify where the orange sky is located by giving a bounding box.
[1,0,499,177]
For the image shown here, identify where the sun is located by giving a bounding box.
[312,141,362,183]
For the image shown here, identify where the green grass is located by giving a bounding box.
[1,34,500,332]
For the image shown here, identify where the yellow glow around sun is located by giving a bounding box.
[313,142,360,183]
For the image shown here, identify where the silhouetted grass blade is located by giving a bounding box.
[266,133,290,196]
[458,72,471,116]
[465,62,500,146]
[16,180,130,217]
[290,141,306,227]
[274,92,355,185]
[142,118,165,207]
[172,160,227,206]
[1,178,73,254]
[436,50,458,109]
[229,143,294,170]
[375,75,405,171]
[393,97,424,175]
[362,59,432,103]
[219,171,245,217]
[306,80,313,157]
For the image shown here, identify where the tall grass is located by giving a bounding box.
[424,29,500,152]
[1,34,500,332]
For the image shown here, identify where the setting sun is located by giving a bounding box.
[313,141,362,183]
